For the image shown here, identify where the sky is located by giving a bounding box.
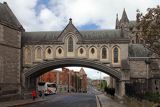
[0,0,159,79]
[0,0,159,31]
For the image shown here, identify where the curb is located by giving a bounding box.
[96,95,102,107]
[7,99,47,107]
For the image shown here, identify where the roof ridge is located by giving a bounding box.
[80,29,121,32]
[3,2,20,25]
[25,31,61,33]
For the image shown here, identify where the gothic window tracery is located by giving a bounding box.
[102,47,107,59]
[113,47,119,63]
[68,37,73,52]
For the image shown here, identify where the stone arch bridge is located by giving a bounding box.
[1,2,160,99]
[22,19,130,97]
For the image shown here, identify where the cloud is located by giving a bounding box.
[0,0,159,31]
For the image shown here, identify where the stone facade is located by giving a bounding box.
[0,2,159,99]
[0,24,22,96]
[0,2,24,98]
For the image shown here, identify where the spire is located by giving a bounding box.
[120,8,129,23]
[115,13,120,29]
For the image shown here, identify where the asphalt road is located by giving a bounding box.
[20,85,99,107]
[26,93,97,107]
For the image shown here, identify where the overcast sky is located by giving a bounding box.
[0,0,159,31]
[0,0,159,79]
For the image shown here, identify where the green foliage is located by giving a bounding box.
[143,92,160,103]
[100,80,107,90]
[137,5,160,56]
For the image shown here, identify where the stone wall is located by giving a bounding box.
[0,24,21,97]
[129,60,147,78]
[124,96,160,107]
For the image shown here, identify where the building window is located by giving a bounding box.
[102,47,107,59]
[58,48,62,54]
[80,48,83,54]
[25,47,31,64]
[35,47,42,60]
[47,48,51,54]
[113,47,119,63]
[91,48,95,54]
[68,37,73,52]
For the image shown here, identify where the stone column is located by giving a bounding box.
[115,80,126,98]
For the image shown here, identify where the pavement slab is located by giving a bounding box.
[97,94,126,107]
[0,98,46,107]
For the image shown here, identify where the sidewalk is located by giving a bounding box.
[0,97,47,107]
[97,94,126,107]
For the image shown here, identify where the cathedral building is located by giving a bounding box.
[0,2,159,99]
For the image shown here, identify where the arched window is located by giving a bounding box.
[58,48,62,54]
[102,47,107,59]
[47,48,51,55]
[113,47,119,63]
[68,37,73,52]
[35,47,42,60]
[80,48,83,54]
[91,48,95,54]
[25,47,31,64]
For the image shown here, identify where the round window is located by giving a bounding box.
[58,48,62,54]
[47,48,51,54]
[91,48,95,54]
[80,48,83,54]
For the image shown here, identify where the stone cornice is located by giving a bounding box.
[23,38,130,46]
[0,20,25,31]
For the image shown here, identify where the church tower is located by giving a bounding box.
[115,14,120,29]
[120,8,129,24]
[119,8,129,29]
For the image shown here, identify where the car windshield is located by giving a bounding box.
[47,84,56,88]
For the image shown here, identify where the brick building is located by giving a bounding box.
[37,67,87,93]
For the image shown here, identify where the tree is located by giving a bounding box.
[137,5,160,56]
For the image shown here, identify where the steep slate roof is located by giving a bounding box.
[22,31,61,44]
[22,29,128,44]
[80,29,123,40]
[0,2,23,30]
[129,44,151,57]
